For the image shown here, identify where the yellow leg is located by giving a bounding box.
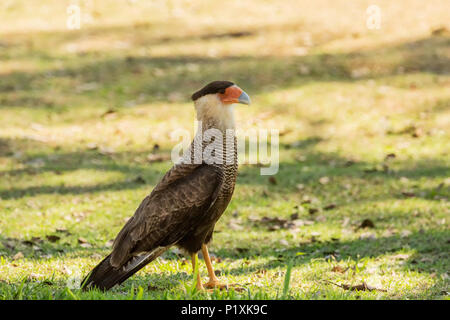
[190,253,204,290]
[201,244,227,289]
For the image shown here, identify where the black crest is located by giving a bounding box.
[191,81,234,101]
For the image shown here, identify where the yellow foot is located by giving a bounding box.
[204,280,229,290]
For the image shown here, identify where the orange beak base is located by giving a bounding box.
[219,86,250,105]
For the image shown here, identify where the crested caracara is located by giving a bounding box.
[81,81,250,291]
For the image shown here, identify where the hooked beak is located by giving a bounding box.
[237,90,251,105]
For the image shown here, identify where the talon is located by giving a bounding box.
[204,280,229,289]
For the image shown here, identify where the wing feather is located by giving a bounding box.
[110,163,220,267]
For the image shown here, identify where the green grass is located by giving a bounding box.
[0,0,449,300]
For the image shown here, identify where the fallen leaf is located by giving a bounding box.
[359,219,375,229]
[46,235,60,242]
[399,177,409,184]
[55,228,71,235]
[86,143,98,150]
[22,240,34,246]
[315,215,326,222]
[324,203,337,210]
[319,176,330,185]
[99,146,115,155]
[147,285,160,291]
[412,127,423,138]
[392,254,410,260]
[78,237,88,244]
[255,269,267,278]
[228,221,243,231]
[13,252,24,260]
[132,176,146,184]
[401,191,415,197]
[101,109,117,118]
[384,153,396,161]
[401,230,412,238]
[326,280,386,292]
[432,26,449,36]
[359,232,376,240]
[344,159,356,167]
[147,153,170,162]
[342,217,350,227]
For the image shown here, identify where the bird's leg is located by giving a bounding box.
[190,252,204,291]
[201,244,228,289]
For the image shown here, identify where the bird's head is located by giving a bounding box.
[191,81,250,129]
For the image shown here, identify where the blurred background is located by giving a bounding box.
[0,0,449,299]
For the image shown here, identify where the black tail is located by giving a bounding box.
[81,254,131,291]
[81,248,168,291]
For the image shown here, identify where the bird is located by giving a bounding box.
[81,80,251,291]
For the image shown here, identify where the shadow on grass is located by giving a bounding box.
[0,135,448,201]
[1,229,448,297]
[1,31,449,110]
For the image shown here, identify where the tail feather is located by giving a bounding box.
[81,248,167,291]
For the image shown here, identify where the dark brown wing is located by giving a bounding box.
[110,163,221,267]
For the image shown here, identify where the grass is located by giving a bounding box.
[0,0,449,300]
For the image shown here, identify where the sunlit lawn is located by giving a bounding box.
[0,0,449,299]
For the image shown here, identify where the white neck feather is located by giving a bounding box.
[194,94,235,131]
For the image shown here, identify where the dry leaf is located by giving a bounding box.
[325,280,386,292]
[324,203,337,210]
[56,228,71,235]
[359,232,376,240]
[319,176,330,185]
[392,254,410,260]
[101,109,117,118]
[384,153,396,161]
[228,221,243,231]
[46,235,60,242]
[78,237,88,244]
[401,191,415,197]
[99,146,115,155]
[359,219,375,229]
[147,153,170,162]
[401,230,412,237]
[147,285,160,291]
[13,252,24,260]
[132,176,146,184]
